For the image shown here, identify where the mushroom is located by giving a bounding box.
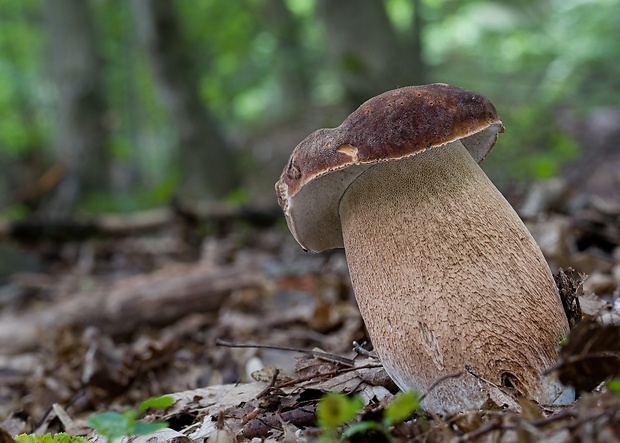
[275,84,574,414]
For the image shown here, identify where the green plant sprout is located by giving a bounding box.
[86,395,175,443]
[316,391,419,442]
[608,379,620,394]
[14,433,89,443]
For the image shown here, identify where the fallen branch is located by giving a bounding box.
[0,202,282,243]
[0,264,266,354]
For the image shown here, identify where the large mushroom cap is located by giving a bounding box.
[275,83,504,253]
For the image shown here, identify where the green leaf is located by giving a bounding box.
[86,411,132,440]
[383,392,419,425]
[14,434,89,443]
[342,420,382,439]
[132,421,169,435]
[313,433,338,443]
[13,435,36,443]
[122,409,138,428]
[316,393,363,430]
[608,379,620,393]
[139,395,175,412]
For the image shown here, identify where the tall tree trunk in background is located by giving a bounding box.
[131,0,240,200]
[411,0,426,84]
[260,0,312,116]
[316,0,427,109]
[43,0,109,216]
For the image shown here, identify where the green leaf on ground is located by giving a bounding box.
[139,395,175,412]
[608,379,620,393]
[384,391,419,425]
[316,392,363,430]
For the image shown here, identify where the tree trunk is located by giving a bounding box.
[131,0,240,200]
[43,0,109,215]
[260,0,312,116]
[410,0,427,85]
[316,0,427,109]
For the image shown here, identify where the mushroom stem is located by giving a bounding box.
[339,140,571,413]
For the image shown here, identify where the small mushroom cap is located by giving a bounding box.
[275,83,504,252]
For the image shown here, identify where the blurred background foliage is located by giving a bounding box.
[0,0,618,216]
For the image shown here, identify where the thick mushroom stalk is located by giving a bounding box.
[275,84,573,414]
[339,140,570,413]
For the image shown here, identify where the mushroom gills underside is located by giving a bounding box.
[338,140,573,414]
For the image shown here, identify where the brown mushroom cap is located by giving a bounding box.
[275,83,504,253]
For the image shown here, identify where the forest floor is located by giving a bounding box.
[0,178,619,442]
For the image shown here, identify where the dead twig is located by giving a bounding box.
[418,371,464,404]
[256,368,281,399]
[543,351,620,376]
[352,341,378,358]
[455,417,505,442]
[274,363,381,390]
[215,339,356,367]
